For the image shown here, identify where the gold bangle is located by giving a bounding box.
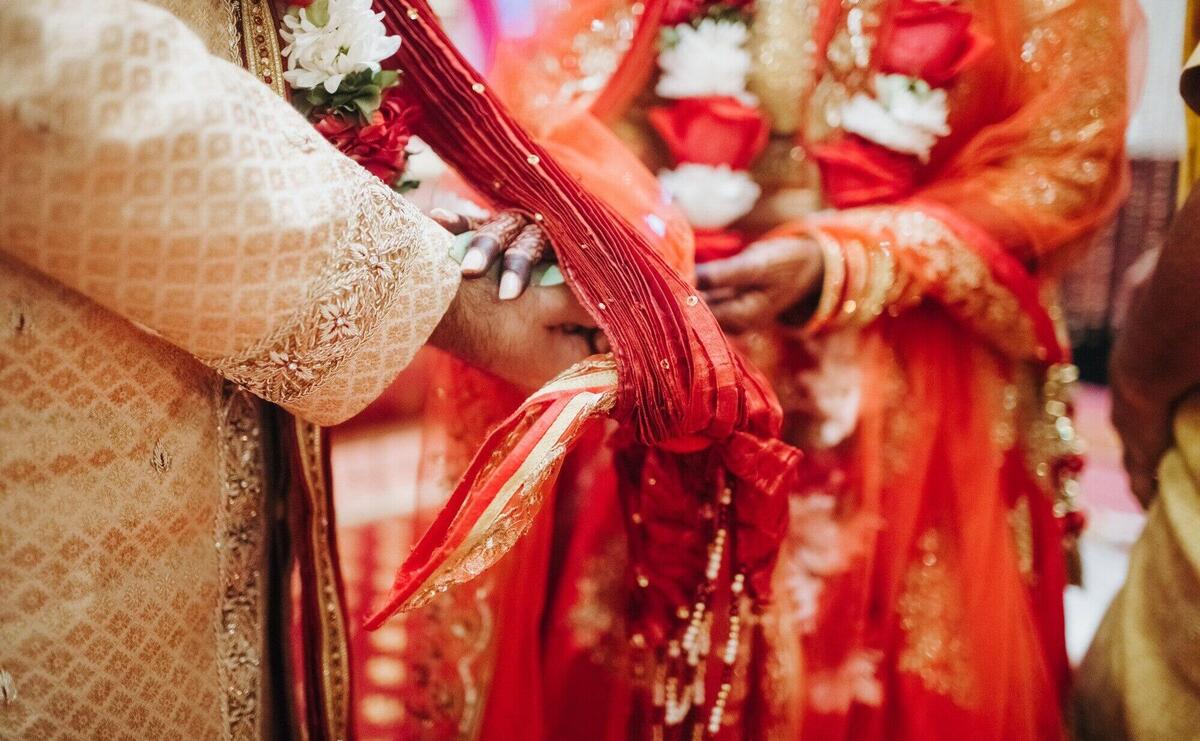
[838,236,869,323]
[804,230,847,333]
[853,241,895,325]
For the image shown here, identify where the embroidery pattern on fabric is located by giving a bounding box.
[541,0,643,111]
[815,207,1043,360]
[567,536,629,667]
[213,383,268,740]
[238,0,288,96]
[210,173,424,405]
[895,528,978,707]
[1004,0,1123,217]
[295,419,352,739]
[400,362,619,611]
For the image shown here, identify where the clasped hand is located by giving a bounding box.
[429,208,606,391]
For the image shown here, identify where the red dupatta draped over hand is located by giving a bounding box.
[366,0,801,735]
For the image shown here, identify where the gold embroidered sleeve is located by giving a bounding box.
[920,0,1131,260]
[0,0,461,425]
[802,207,1047,361]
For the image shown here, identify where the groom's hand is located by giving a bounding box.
[430,273,603,391]
[432,208,551,301]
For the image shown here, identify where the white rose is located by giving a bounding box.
[656,19,757,103]
[839,73,950,162]
[280,0,402,93]
[658,163,761,230]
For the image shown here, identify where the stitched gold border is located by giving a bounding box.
[214,383,269,741]
[238,0,288,98]
[295,419,352,741]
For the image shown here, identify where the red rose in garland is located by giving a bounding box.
[881,0,994,85]
[281,1,422,189]
[314,89,416,184]
[648,96,770,169]
[662,0,754,25]
[810,135,920,208]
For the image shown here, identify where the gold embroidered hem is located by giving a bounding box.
[215,385,270,739]
[896,529,979,709]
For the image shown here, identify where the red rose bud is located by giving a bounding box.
[662,0,705,24]
[648,96,770,170]
[811,136,919,208]
[662,0,754,24]
[881,0,994,85]
[291,0,315,6]
[314,89,415,184]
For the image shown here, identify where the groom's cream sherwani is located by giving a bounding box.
[0,1,459,738]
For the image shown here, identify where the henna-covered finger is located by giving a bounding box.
[498,223,549,300]
[430,207,485,235]
[463,209,527,276]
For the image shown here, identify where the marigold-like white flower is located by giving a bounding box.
[658,163,761,230]
[656,19,756,103]
[280,0,401,93]
[840,74,950,162]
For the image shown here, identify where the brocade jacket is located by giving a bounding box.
[0,1,460,738]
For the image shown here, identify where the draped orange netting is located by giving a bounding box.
[368,0,802,734]
[486,0,1144,739]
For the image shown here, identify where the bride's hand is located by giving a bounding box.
[432,207,552,301]
[695,237,824,334]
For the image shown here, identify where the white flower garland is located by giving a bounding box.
[658,164,761,230]
[840,74,950,163]
[653,6,962,227]
[656,18,757,105]
[280,0,401,93]
[655,16,760,230]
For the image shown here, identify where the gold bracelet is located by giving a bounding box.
[839,237,869,323]
[852,241,896,326]
[803,229,847,333]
